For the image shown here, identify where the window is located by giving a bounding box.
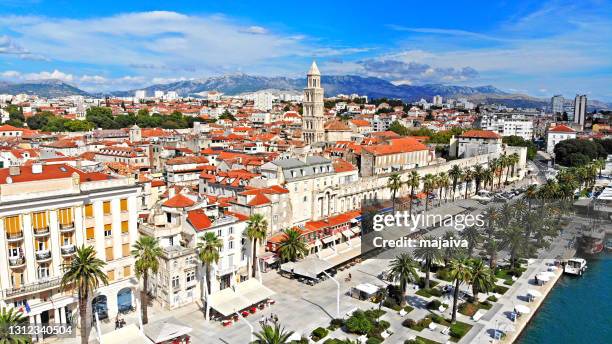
[122,243,130,257]
[58,208,73,226]
[121,221,129,234]
[3,216,21,236]
[36,240,47,251]
[105,247,114,261]
[123,266,131,277]
[228,241,234,250]
[31,212,48,230]
[172,276,179,289]
[86,227,95,240]
[37,265,49,279]
[217,229,222,237]
[186,271,196,283]
[228,227,233,234]
[120,199,128,212]
[84,204,93,218]
[107,269,115,282]
[103,201,111,215]
[104,224,112,237]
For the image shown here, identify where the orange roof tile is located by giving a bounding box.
[163,194,196,208]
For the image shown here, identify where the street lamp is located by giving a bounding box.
[323,271,340,318]
[236,311,254,342]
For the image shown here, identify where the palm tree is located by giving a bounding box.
[422,174,435,212]
[448,165,462,200]
[387,173,403,211]
[132,235,163,325]
[499,225,527,268]
[253,323,294,344]
[509,153,520,179]
[60,246,108,344]
[246,214,268,278]
[448,258,473,323]
[407,171,420,215]
[251,324,293,344]
[473,165,484,194]
[278,228,308,262]
[0,307,29,343]
[463,168,474,199]
[197,232,222,295]
[388,253,420,307]
[460,226,481,257]
[414,236,442,289]
[468,260,496,302]
[525,184,538,210]
[438,172,449,204]
[483,167,495,192]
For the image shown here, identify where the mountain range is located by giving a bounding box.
[1,75,609,110]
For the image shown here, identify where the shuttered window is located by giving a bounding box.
[4,216,21,235]
[31,212,48,230]
[103,201,111,215]
[121,221,129,234]
[107,269,114,282]
[84,204,93,218]
[86,227,95,240]
[58,208,73,225]
[105,247,114,261]
[122,243,130,257]
[104,224,112,237]
[120,199,128,212]
[123,266,131,277]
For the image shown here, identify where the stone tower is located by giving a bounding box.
[302,61,326,144]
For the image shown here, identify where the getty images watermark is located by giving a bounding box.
[359,200,485,257]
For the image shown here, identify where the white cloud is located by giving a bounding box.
[23,69,74,82]
[240,26,268,35]
[1,70,21,78]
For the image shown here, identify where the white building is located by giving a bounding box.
[154,91,165,99]
[546,124,577,154]
[302,61,326,144]
[0,164,140,342]
[254,92,274,111]
[134,90,146,100]
[573,95,587,127]
[551,95,564,114]
[450,130,503,158]
[479,113,534,140]
[432,95,443,106]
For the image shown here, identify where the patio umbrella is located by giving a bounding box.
[527,289,542,298]
[535,273,550,282]
[515,304,531,314]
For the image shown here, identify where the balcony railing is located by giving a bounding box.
[6,232,24,241]
[8,256,25,267]
[61,245,76,256]
[33,227,50,237]
[2,276,62,298]
[59,223,75,232]
[35,250,51,261]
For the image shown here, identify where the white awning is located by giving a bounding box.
[514,305,531,314]
[322,235,338,244]
[209,280,276,317]
[101,324,150,344]
[352,283,379,296]
[351,227,361,234]
[144,317,192,343]
[527,289,542,298]
[342,230,354,239]
[280,256,333,279]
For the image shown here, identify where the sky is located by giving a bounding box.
[0,0,611,101]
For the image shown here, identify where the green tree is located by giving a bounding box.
[387,173,403,211]
[278,228,308,262]
[388,253,420,307]
[132,236,163,324]
[468,260,495,302]
[460,226,481,258]
[414,236,442,289]
[0,307,30,343]
[407,171,420,215]
[246,214,268,278]
[448,165,462,200]
[422,174,435,211]
[26,111,54,129]
[253,323,294,344]
[60,246,108,344]
[198,232,222,295]
[448,258,473,323]
[389,121,409,136]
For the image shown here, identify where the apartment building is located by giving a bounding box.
[0,163,140,341]
[449,130,503,158]
[360,137,431,177]
[479,113,534,140]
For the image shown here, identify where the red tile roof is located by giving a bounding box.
[362,137,428,156]
[548,124,576,133]
[460,130,501,139]
[162,194,196,208]
[332,159,357,173]
[247,193,271,206]
[0,164,111,185]
[187,209,212,231]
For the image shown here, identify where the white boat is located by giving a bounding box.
[563,258,587,276]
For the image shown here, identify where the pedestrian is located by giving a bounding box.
[348,273,352,281]
[534,275,538,285]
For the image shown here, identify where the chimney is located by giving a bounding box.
[31,162,43,174]
[9,165,20,176]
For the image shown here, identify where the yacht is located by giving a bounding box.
[563,258,587,276]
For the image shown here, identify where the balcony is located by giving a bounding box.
[59,223,75,232]
[6,232,24,242]
[1,276,62,299]
[8,256,26,268]
[61,244,76,256]
[35,250,52,262]
[33,227,50,237]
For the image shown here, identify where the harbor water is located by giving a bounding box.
[517,253,611,344]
